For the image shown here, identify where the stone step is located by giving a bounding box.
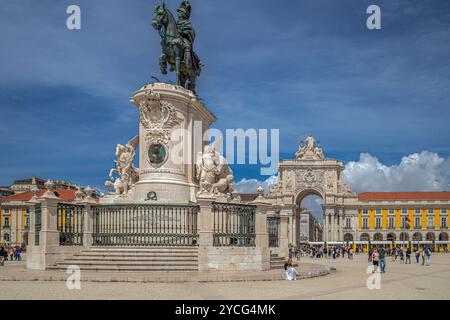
[53,246,200,272]
[73,252,198,259]
[55,260,198,267]
[49,265,199,272]
[68,256,197,261]
[83,247,198,253]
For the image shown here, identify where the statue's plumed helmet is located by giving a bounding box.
[177,1,192,19]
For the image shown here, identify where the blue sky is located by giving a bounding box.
[1,0,449,198]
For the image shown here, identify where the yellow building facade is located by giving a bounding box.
[0,189,77,247]
[355,192,449,252]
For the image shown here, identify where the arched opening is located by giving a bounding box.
[413,232,422,241]
[400,232,409,241]
[360,233,370,241]
[439,232,449,241]
[296,189,324,242]
[426,232,436,241]
[387,233,396,241]
[373,233,383,241]
[344,233,353,242]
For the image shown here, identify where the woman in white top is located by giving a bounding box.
[284,258,299,280]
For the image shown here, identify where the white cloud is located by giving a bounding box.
[235,151,450,196]
[234,175,278,194]
[343,151,450,193]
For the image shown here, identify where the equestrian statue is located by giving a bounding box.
[152,1,202,93]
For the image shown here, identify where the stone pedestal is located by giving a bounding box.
[130,82,216,204]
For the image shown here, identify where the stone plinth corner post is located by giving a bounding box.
[27,200,39,247]
[279,205,293,258]
[38,184,60,249]
[81,187,97,248]
[196,194,215,247]
[252,196,270,249]
[26,186,41,247]
[252,195,271,270]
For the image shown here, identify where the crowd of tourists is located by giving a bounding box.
[0,245,23,266]
[288,243,355,260]
[283,243,435,279]
[368,246,432,273]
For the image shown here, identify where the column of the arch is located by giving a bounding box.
[331,213,335,241]
[338,211,343,241]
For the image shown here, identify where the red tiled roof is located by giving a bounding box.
[2,189,77,202]
[358,192,450,201]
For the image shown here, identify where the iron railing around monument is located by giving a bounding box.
[34,204,41,246]
[57,203,84,246]
[212,202,256,247]
[267,216,280,247]
[92,204,199,246]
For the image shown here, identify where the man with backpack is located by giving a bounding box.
[424,247,431,266]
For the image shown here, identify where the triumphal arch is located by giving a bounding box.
[268,135,359,242]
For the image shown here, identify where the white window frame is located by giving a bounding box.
[4,216,10,227]
[375,217,382,229]
[402,216,408,229]
[388,216,395,229]
[428,216,434,228]
[345,217,351,229]
[441,217,447,229]
[362,218,368,229]
[415,216,421,228]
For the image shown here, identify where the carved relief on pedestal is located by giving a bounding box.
[138,91,183,168]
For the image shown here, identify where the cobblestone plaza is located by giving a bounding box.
[1,254,449,299]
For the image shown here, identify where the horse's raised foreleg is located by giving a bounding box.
[160,54,167,74]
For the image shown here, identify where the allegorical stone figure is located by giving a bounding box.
[105,136,140,196]
[196,138,235,196]
[152,1,202,92]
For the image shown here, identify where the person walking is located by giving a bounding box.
[379,248,386,273]
[424,247,431,266]
[414,248,420,263]
[8,247,14,261]
[372,249,380,273]
[14,246,22,261]
[405,247,411,264]
[399,248,404,263]
[0,246,7,266]
[290,245,297,260]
